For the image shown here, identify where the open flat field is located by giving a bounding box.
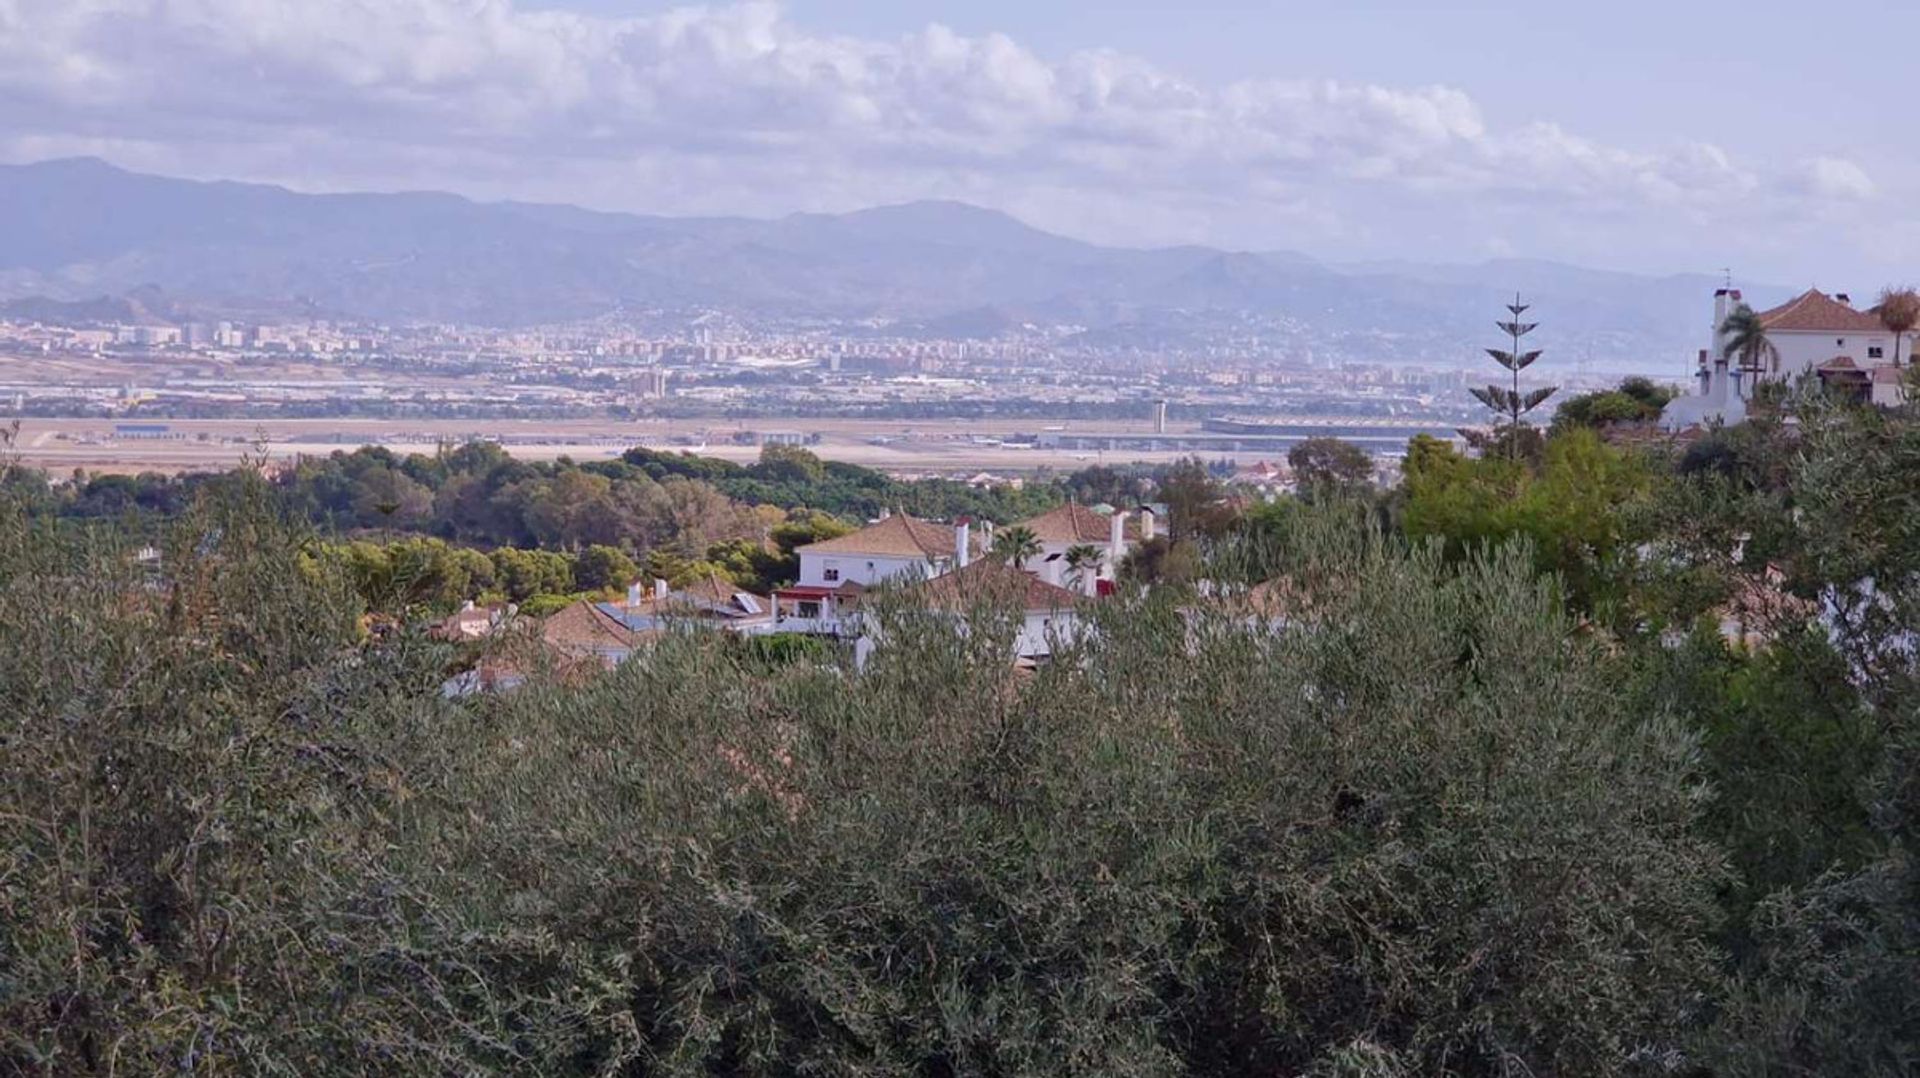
[6,416,1244,476]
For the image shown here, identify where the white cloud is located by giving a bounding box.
[1794,157,1876,201]
[0,0,1882,264]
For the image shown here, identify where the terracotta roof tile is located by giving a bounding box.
[541,598,646,658]
[796,514,975,559]
[903,559,1082,613]
[1018,503,1139,544]
[1756,289,1888,333]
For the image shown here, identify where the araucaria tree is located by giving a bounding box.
[1473,294,1557,461]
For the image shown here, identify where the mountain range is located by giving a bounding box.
[0,157,1787,369]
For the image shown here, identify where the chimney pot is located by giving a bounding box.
[1837,293,1852,306]
[955,519,972,569]
[653,578,669,600]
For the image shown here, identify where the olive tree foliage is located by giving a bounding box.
[1692,396,1920,1076]
[0,475,461,1071]
[3,481,1730,1074]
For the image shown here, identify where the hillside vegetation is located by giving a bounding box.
[2,386,1916,1074]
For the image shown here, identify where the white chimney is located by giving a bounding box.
[627,582,644,607]
[1712,288,1733,363]
[955,518,971,569]
[653,578,669,600]
[1836,293,1852,307]
[1139,508,1157,543]
[878,506,891,521]
[461,599,476,612]
[1109,509,1128,561]
[1082,559,1100,597]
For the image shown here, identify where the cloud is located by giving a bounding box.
[0,0,1882,264]
[1793,157,1876,201]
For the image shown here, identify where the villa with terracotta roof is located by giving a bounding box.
[851,558,1086,669]
[777,512,984,634]
[441,599,647,697]
[596,576,775,636]
[1740,288,1904,380]
[1011,502,1156,591]
[1664,286,1911,429]
[539,598,651,666]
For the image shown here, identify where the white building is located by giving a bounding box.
[852,558,1086,670]
[1013,503,1155,591]
[1664,287,1911,430]
[776,513,983,635]
[1725,288,1904,379]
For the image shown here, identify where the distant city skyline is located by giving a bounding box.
[0,1,1909,288]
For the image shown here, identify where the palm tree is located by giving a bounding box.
[1720,303,1780,395]
[992,525,1041,569]
[1875,286,1920,367]
[1063,544,1103,590]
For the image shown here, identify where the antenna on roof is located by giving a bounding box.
[1719,267,1732,290]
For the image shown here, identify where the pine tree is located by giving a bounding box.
[1471,294,1557,462]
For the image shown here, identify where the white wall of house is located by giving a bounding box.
[796,551,949,588]
[852,608,1081,669]
[1033,539,1118,579]
[1030,510,1149,581]
[1710,289,1908,381]
[1016,609,1080,658]
[1762,330,1897,377]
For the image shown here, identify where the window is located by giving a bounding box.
[1838,338,1846,347]
[1869,346,1885,359]
[822,567,841,582]
[797,601,821,619]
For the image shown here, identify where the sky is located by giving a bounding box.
[0,0,1911,286]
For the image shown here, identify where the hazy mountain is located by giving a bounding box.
[0,158,1785,367]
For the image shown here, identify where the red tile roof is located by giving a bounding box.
[796,514,976,559]
[1018,502,1139,544]
[904,559,1082,613]
[541,599,647,659]
[1756,289,1888,333]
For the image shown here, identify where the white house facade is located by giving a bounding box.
[851,558,1086,670]
[1012,503,1155,592]
[1726,288,1905,380]
[1664,287,1911,430]
[776,513,983,635]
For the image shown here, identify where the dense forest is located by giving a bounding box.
[0,441,1083,603]
[2,383,1916,1073]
